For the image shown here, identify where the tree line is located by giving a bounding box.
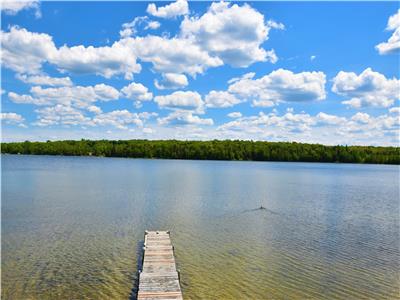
[1,139,399,164]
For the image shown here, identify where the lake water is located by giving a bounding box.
[1,155,399,299]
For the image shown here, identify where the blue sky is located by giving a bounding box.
[1,1,399,145]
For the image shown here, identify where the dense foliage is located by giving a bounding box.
[1,140,399,164]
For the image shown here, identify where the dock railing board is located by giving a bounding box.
[137,231,183,300]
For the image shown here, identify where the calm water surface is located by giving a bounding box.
[2,155,399,299]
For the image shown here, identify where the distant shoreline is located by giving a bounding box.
[3,153,400,167]
[2,139,399,165]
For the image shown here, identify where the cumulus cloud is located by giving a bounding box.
[53,40,141,79]
[120,16,147,38]
[1,0,41,18]
[9,84,120,107]
[16,74,73,86]
[389,107,400,114]
[332,68,400,108]
[227,112,242,118]
[87,105,103,114]
[218,111,315,134]
[154,90,203,110]
[146,21,161,30]
[228,69,326,107]
[351,112,370,124]
[121,82,153,102]
[155,73,188,90]
[205,91,241,108]
[1,26,56,74]
[2,26,220,79]
[158,110,213,126]
[316,112,345,125]
[147,0,188,19]
[132,35,222,77]
[1,112,25,125]
[376,9,400,55]
[92,110,144,129]
[228,72,256,84]
[34,105,90,127]
[33,105,156,130]
[180,2,282,67]
[2,1,284,80]
[1,26,141,79]
[119,16,160,38]
[8,92,37,104]
[266,20,285,30]
[216,110,399,145]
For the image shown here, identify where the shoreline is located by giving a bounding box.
[2,153,399,166]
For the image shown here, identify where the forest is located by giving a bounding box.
[1,139,399,164]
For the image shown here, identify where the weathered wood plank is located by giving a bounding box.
[137,231,183,300]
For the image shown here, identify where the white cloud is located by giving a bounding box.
[389,107,400,114]
[147,0,188,19]
[316,112,345,125]
[228,69,326,107]
[332,68,400,108]
[132,35,222,77]
[227,112,242,118]
[1,0,41,18]
[2,26,220,80]
[218,111,316,135]
[119,16,160,38]
[142,127,154,134]
[376,9,400,55]
[8,92,37,104]
[2,1,283,81]
[138,111,158,119]
[3,109,399,146]
[53,40,141,79]
[16,74,73,86]
[1,26,141,79]
[146,21,161,30]
[121,82,153,102]
[154,90,203,110]
[92,110,144,129]
[158,110,213,126]
[120,16,147,38]
[205,91,241,108]
[34,105,90,127]
[9,84,120,107]
[87,105,102,114]
[1,26,57,74]
[1,112,25,125]
[228,72,256,84]
[351,112,370,124]
[266,20,285,30]
[155,73,188,90]
[33,105,155,130]
[180,2,282,67]
[215,110,399,145]
[310,55,316,61]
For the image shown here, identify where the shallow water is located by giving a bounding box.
[2,155,399,299]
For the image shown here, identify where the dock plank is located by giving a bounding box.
[137,231,183,300]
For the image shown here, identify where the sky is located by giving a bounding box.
[1,0,399,145]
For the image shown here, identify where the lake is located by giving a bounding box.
[2,155,399,299]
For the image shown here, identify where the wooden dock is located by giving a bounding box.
[137,231,183,300]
